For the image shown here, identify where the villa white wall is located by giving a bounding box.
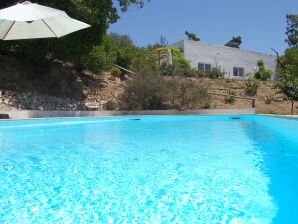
[171,40,278,80]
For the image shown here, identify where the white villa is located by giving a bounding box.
[171,40,278,80]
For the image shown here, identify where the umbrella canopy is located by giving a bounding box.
[0,1,90,40]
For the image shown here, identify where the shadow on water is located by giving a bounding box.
[240,118,298,224]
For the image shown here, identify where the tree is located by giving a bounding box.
[272,48,298,115]
[148,36,168,49]
[276,71,298,115]
[185,31,200,41]
[0,0,149,69]
[280,46,298,76]
[0,1,148,13]
[109,33,134,46]
[254,60,272,81]
[225,36,242,48]
[158,36,168,47]
[285,14,298,47]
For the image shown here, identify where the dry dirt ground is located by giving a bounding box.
[200,78,297,115]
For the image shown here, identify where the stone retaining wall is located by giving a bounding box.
[0,90,112,110]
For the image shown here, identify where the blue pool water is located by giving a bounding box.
[0,115,297,223]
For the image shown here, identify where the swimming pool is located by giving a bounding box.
[0,115,297,223]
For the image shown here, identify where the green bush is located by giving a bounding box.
[166,78,211,110]
[244,75,260,97]
[264,95,275,104]
[110,67,122,77]
[160,64,198,77]
[82,45,115,73]
[195,67,224,79]
[280,47,298,76]
[178,67,199,77]
[207,67,223,79]
[175,57,191,69]
[115,46,135,69]
[131,48,157,72]
[81,34,157,74]
[224,90,236,104]
[119,68,211,110]
[254,60,272,81]
[154,47,191,69]
[119,69,169,110]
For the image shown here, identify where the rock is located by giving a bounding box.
[4,99,9,105]
[0,114,9,119]
[104,100,117,110]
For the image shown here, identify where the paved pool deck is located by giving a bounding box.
[0,108,256,120]
[262,114,298,120]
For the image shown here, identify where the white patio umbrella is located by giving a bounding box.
[0,1,90,40]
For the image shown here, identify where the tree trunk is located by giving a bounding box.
[291,101,294,115]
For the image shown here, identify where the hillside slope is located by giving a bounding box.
[0,55,124,111]
[202,79,297,114]
[0,55,297,114]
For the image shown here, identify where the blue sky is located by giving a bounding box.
[109,0,297,54]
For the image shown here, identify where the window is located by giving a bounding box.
[233,67,245,77]
[198,63,211,72]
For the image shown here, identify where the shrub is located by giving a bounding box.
[166,78,211,110]
[197,69,207,78]
[83,34,155,74]
[154,47,191,69]
[178,68,200,77]
[244,76,260,97]
[131,48,157,72]
[195,67,224,79]
[264,95,275,104]
[119,69,169,110]
[159,64,176,76]
[160,64,198,77]
[175,57,191,69]
[82,45,115,74]
[254,60,272,81]
[207,67,223,79]
[119,68,211,110]
[115,46,135,69]
[110,67,122,77]
[224,90,236,104]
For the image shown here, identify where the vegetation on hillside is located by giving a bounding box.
[0,0,149,73]
[254,60,272,81]
[269,16,298,114]
[0,2,297,114]
[119,68,210,110]
[274,46,298,114]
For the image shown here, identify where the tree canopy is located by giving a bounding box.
[254,60,272,81]
[273,47,298,114]
[185,31,200,41]
[224,36,242,48]
[0,0,149,69]
[285,14,298,47]
[281,46,298,76]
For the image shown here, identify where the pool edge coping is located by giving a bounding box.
[0,108,256,120]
